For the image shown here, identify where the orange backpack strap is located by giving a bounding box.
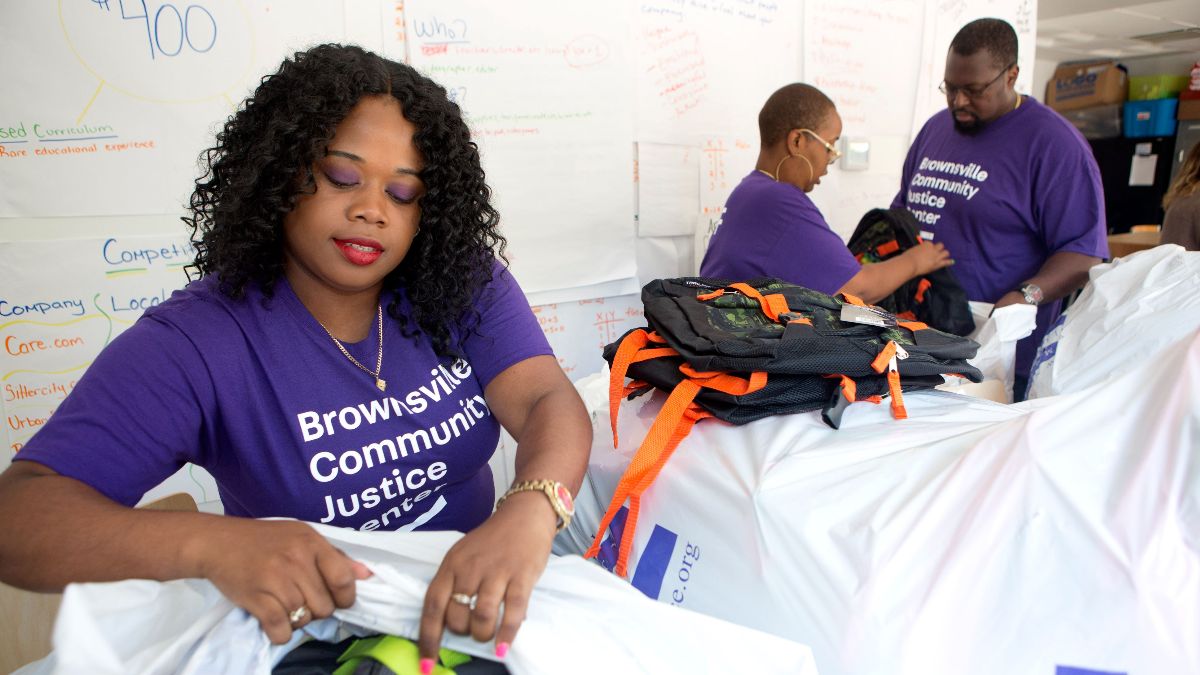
[727,282,790,322]
[914,278,932,304]
[623,379,651,397]
[678,364,767,396]
[781,312,813,340]
[819,373,859,429]
[897,320,929,332]
[870,340,897,374]
[841,292,866,307]
[876,239,900,256]
[618,400,712,578]
[822,373,857,402]
[608,330,678,448]
[586,361,765,577]
[584,379,704,577]
[632,348,680,363]
[886,369,907,420]
[700,282,793,324]
[870,340,908,420]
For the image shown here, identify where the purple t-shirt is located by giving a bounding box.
[700,171,860,295]
[892,97,1108,378]
[16,264,551,533]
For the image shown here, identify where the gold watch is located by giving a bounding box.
[497,480,575,532]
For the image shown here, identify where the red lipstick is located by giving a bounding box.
[334,238,384,266]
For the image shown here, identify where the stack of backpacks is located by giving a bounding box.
[585,276,983,577]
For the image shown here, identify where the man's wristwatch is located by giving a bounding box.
[1019,283,1044,306]
[497,480,575,532]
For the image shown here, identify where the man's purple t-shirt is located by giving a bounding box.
[700,171,860,295]
[16,264,551,533]
[892,97,1107,378]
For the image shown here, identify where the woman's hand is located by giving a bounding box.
[904,240,954,275]
[186,518,372,644]
[417,492,558,667]
[410,353,590,670]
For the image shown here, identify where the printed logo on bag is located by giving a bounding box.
[1029,314,1066,382]
[597,507,701,606]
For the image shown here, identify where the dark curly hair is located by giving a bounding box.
[186,43,505,356]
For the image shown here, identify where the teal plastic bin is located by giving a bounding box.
[1123,98,1177,137]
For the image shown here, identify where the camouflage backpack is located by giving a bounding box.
[848,208,976,336]
[585,276,982,576]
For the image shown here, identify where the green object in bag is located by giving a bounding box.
[332,635,472,675]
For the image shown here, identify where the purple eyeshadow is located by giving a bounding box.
[388,185,419,202]
[324,167,359,185]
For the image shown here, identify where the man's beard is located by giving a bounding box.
[952,109,984,135]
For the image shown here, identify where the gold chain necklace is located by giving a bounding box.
[318,304,386,391]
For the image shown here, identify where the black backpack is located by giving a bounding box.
[619,276,981,424]
[584,277,982,576]
[847,208,976,336]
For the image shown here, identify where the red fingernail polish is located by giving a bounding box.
[495,642,509,658]
[420,658,435,675]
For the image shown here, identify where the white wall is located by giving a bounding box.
[1122,51,1198,77]
[1032,57,1060,102]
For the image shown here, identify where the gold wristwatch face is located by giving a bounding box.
[503,480,574,530]
[553,482,575,517]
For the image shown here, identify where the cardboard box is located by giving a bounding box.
[1046,61,1127,112]
[1107,231,1160,259]
[1180,96,1200,121]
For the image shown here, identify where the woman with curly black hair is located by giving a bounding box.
[0,44,590,671]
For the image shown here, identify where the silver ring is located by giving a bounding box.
[450,592,478,610]
[288,605,310,625]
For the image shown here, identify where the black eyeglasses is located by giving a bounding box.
[938,63,1015,100]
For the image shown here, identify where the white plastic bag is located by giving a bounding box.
[937,301,1035,402]
[22,526,819,675]
[561,331,1200,675]
[1028,245,1200,398]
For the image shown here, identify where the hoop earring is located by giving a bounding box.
[797,154,814,185]
[774,154,814,186]
[773,154,794,181]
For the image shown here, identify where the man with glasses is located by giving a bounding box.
[892,18,1107,400]
[702,83,951,302]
